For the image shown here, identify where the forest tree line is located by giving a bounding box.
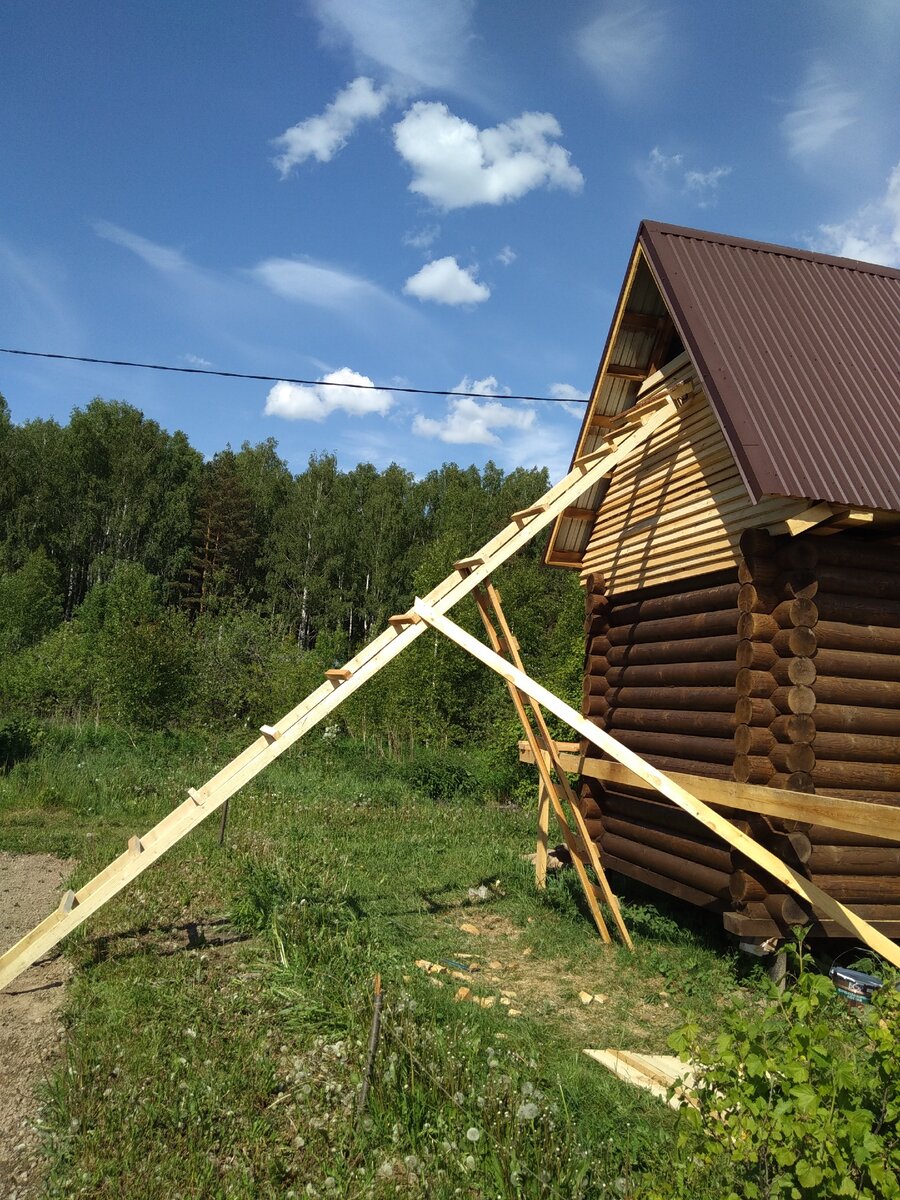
[0,395,583,748]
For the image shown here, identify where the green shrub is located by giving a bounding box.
[0,717,34,771]
[662,957,900,1200]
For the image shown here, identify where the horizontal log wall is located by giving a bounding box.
[729,529,900,934]
[580,382,808,594]
[578,528,900,941]
[578,568,746,924]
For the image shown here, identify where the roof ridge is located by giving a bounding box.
[640,220,900,281]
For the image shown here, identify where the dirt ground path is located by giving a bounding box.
[0,853,74,1200]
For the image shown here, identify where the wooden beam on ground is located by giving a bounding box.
[0,395,683,993]
[413,601,900,970]
[583,1049,696,1110]
[517,743,900,844]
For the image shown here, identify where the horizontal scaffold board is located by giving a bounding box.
[518,742,900,844]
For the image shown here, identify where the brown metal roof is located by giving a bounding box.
[639,221,900,512]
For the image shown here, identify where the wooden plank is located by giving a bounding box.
[416,602,900,969]
[606,364,647,381]
[387,612,421,628]
[582,1049,694,1109]
[768,502,841,537]
[518,743,900,843]
[510,503,548,524]
[454,555,485,572]
[0,395,685,993]
[620,312,664,333]
[325,668,352,682]
[478,579,633,950]
[259,725,281,740]
[470,584,612,943]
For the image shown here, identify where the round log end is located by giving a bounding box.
[787,657,817,686]
[787,626,818,657]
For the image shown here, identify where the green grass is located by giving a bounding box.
[0,723,750,1198]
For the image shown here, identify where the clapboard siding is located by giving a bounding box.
[581,374,807,593]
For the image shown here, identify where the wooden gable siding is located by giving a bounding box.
[581,370,808,595]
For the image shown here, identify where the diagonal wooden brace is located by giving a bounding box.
[411,598,900,971]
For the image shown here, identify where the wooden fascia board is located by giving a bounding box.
[543,236,646,569]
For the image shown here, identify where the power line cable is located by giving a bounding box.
[0,346,587,405]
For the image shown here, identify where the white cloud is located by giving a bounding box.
[413,376,534,445]
[403,225,440,251]
[576,2,670,101]
[817,159,900,266]
[310,0,475,94]
[684,165,732,207]
[94,220,189,273]
[496,245,516,266]
[252,256,399,312]
[403,256,490,306]
[181,353,213,368]
[550,382,589,417]
[272,77,390,174]
[637,147,731,207]
[393,102,583,210]
[783,63,858,160]
[265,368,394,422]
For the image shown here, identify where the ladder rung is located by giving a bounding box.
[58,890,77,914]
[388,612,421,628]
[128,836,143,855]
[510,503,547,523]
[325,668,352,683]
[454,556,485,573]
[260,725,281,740]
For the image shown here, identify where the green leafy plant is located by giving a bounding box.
[664,954,900,1200]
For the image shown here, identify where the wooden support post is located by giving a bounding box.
[473,580,633,949]
[471,584,612,943]
[412,599,900,971]
[218,799,230,848]
[536,779,550,889]
[0,398,679,993]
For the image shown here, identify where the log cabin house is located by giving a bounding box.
[544,221,900,941]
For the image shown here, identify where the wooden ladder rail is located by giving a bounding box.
[472,580,632,949]
[0,396,682,993]
[411,600,900,972]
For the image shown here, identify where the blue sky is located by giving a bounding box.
[2,0,898,483]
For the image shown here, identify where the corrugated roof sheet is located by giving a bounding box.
[640,222,900,512]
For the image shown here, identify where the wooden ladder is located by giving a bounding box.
[0,397,681,992]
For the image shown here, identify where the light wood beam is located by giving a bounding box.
[413,600,900,970]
